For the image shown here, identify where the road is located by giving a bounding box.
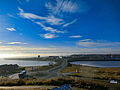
[8,59,70,79]
[25,59,68,79]
[8,59,75,79]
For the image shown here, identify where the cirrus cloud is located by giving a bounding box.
[6,28,16,31]
[45,0,90,15]
[79,39,91,42]
[69,35,82,38]
[77,40,120,47]
[35,22,65,33]
[40,33,58,39]
[18,8,64,25]
[7,42,27,45]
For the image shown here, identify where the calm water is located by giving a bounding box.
[0,59,55,66]
[70,61,120,67]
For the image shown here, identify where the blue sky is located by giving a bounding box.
[0,0,120,57]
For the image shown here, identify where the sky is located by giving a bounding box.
[0,0,120,58]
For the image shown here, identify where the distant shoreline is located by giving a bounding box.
[68,59,120,62]
[4,57,120,61]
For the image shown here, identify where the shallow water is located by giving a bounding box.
[0,59,55,66]
[70,61,120,67]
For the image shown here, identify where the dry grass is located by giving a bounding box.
[61,64,120,80]
[1,64,120,89]
[25,66,53,72]
[0,77,118,89]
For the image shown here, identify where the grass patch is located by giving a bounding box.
[0,78,115,89]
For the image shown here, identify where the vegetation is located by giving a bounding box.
[1,57,120,89]
[0,64,24,76]
[0,78,115,89]
[61,64,120,81]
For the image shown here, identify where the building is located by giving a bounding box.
[38,55,40,58]
[49,56,59,59]
[110,80,118,84]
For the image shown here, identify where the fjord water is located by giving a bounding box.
[70,61,120,67]
[0,59,55,66]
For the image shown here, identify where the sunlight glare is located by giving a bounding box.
[0,54,17,58]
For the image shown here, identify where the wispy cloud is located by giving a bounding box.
[7,42,27,45]
[7,14,17,19]
[18,8,64,25]
[40,33,58,39]
[45,15,64,25]
[79,39,91,42]
[18,7,80,28]
[35,22,65,33]
[63,19,77,27]
[0,45,120,57]
[45,0,90,15]
[69,35,82,38]
[18,7,80,38]
[0,46,57,51]
[6,28,16,31]
[77,40,120,47]
[17,1,89,39]
[77,41,96,47]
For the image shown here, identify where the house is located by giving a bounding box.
[38,55,40,58]
[49,56,59,59]
[110,80,118,84]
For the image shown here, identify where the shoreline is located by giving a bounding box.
[68,59,120,62]
[4,57,120,61]
[69,62,120,68]
[0,61,120,89]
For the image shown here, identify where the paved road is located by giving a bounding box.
[9,59,69,79]
[26,59,68,79]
